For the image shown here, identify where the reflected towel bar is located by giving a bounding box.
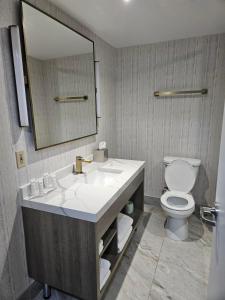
[54,95,88,102]
[154,89,208,97]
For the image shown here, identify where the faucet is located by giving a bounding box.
[74,156,92,174]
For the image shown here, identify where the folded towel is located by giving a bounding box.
[100,258,111,288]
[99,243,104,254]
[117,213,133,242]
[118,226,132,253]
[100,258,111,274]
[100,270,111,290]
[99,239,104,254]
[100,267,109,286]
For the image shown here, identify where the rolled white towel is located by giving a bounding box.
[117,213,133,242]
[118,226,132,253]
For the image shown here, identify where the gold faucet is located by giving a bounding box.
[74,156,92,174]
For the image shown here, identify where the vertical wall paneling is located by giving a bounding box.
[116,34,225,206]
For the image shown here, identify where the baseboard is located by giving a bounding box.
[144,195,160,207]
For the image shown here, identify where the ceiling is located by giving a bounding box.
[49,0,225,48]
[23,2,93,60]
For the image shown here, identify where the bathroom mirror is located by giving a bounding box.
[21,1,97,150]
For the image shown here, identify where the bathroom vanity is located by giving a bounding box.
[21,159,145,300]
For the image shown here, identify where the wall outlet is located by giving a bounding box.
[16,151,26,169]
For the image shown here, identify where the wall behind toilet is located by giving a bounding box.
[116,34,225,206]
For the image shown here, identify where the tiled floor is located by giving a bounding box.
[35,204,212,300]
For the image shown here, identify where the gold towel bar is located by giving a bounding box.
[54,95,88,102]
[154,89,208,97]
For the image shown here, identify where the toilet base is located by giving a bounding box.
[165,217,188,241]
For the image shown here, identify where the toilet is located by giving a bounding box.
[160,156,201,241]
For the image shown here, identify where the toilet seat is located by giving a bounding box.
[161,191,195,211]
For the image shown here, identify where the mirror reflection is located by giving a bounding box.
[22,2,97,149]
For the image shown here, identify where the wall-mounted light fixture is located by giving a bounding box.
[10,25,29,127]
[95,60,101,118]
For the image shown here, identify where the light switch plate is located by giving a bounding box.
[16,151,26,168]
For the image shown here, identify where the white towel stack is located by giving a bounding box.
[99,239,104,254]
[117,213,133,253]
[100,258,111,290]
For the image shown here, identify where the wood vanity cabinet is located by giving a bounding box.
[22,170,144,300]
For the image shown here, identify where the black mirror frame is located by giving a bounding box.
[20,0,98,151]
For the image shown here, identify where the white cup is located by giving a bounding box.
[43,173,50,189]
[51,174,57,189]
[30,179,38,197]
[38,178,44,196]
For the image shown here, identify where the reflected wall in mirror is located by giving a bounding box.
[22,1,97,150]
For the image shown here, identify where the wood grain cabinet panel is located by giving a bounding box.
[22,170,144,300]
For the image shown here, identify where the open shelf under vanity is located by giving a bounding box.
[99,227,117,257]
[100,207,142,296]
[22,169,144,300]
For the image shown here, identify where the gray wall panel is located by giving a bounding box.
[116,34,225,206]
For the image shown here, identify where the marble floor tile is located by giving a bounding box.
[33,206,212,300]
[104,210,165,300]
[149,215,212,300]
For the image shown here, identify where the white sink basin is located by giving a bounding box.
[76,168,123,187]
[58,167,123,189]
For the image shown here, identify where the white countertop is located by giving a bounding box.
[21,159,145,222]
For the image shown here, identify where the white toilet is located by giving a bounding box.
[160,156,201,241]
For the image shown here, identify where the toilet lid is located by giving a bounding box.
[165,160,196,193]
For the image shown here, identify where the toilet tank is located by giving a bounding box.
[163,156,201,178]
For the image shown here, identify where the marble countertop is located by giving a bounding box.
[21,159,145,222]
